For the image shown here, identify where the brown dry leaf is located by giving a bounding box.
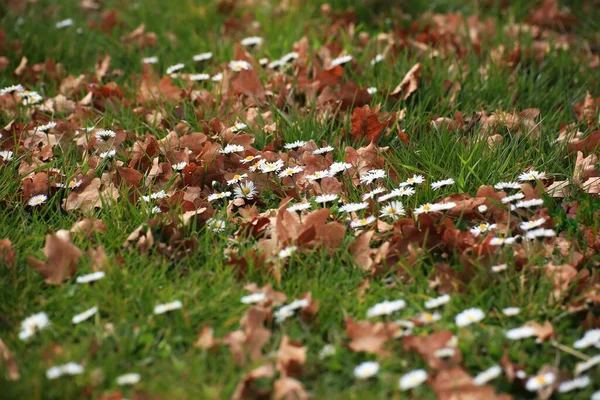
[390,63,421,100]
[582,177,600,194]
[224,306,272,366]
[231,68,266,105]
[64,178,119,212]
[273,377,309,400]
[431,367,512,400]
[0,239,16,268]
[121,24,157,49]
[527,0,577,29]
[545,262,577,301]
[27,230,82,284]
[193,326,220,350]
[349,231,375,271]
[87,246,107,272]
[350,104,396,144]
[95,54,111,81]
[232,363,275,400]
[345,317,399,355]
[0,338,19,381]
[574,151,598,182]
[403,331,461,369]
[276,336,306,377]
[123,224,154,253]
[70,217,107,238]
[524,321,554,342]
[139,76,182,103]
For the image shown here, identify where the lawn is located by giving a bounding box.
[1,0,600,398]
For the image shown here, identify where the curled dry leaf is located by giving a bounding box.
[431,367,512,400]
[27,230,82,284]
[276,336,307,377]
[232,363,275,400]
[523,321,554,342]
[193,326,220,350]
[350,104,397,144]
[390,63,421,100]
[345,317,399,355]
[403,331,462,369]
[224,306,272,366]
[273,377,309,400]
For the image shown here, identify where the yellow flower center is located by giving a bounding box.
[245,156,254,161]
[535,376,546,384]
[423,205,431,211]
[479,223,487,230]
[423,313,433,321]
[359,219,367,225]
[242,187,250,194]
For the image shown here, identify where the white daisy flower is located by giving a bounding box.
[525,228,555,240]
[211,73,223,82]
[370,54,384,65]
[142,56,158,64]
[280,52,299,64]
[21,90,43,105]
[328,162,352,175]
[366,299,406,318]
[306,169,332,181]
[490,236,519,246]
[150,190,167,200]
[18,312,50,341]
[240,292,267,304]
[95,129,116,141]
[400,175,425,187]
[117,373,141,386]
[319,344,336,359]
[0,84,24,95]
[455,308,485,327]
[278,246,297,259]
[37,122,57,132]
[227,173,248,185]
[425,294,451,309]
[436,202,457,211]
[354,361,379,379]
[339,202,369,213]
[506,326,536,340]
[519,170,546,182]
[230,122,247,133]
[362,187,386,201]
[574,329,600,349]
[219,144,245,154]
[399,369,428,391]
[350,216,377,229]
[267,59,284,69]
[258,160,284,173]
[240,155,261,164]
[153,300,183,315]
[284,140,307,150]
[520,218,546,231]
[419,311,442,324]
[501,192,525,204]
[470,222,496,237]
[516,370,527,379]
[288,202,311,212]
[166,63,185,75]
[434,347,455,358]
[28,194,48,207]
[359,169,386,185]
[206,218,226,233]
[190,73,211,81]
[99,149,116,159]
[240,36,263,46]
[150,206,162,214]
[593,390,600,400]
[574,355,600,375]
[0,150,14,161]
[67,179,83,189]
[557,376,590,393]
[76,271,106,284]
[494,181,521,191]
[171,162,188,171]
[259,58,269,66]
[367,87,377,95]
[473,365,502,386]
[380,201,405,219]
[502,307,520,316]
[249,159,267,172]
[193,52,213,62]
[229,60,252,71]
[274,299,309,322]
[55,18,74,29]
[314,194,339,204]
[525,372,555,391]
[46,362,83,380]
[312,145,334,155]
[431,178,455,190]
[72,306,98,324]
[233,181,257,199]
[478,205,488,213]
[491,263,508,272]
[330,55,353,68]
[390,187,416,198]
[278,166,304,178]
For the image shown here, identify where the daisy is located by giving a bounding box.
[278,246,297,259]
[525,372,555,391]
[391,186,416,198]
[418,311,442,324]
[72,306,98,324]
[490,236,519,246]
[312,145,334,155]
[370,54,384,65]
[142,56,158,64]
[330,55,353,68]
[306,169,332,181]
[557,376,590,393]
[288,202,311,212]
[425,294,451,309]
[259,58,269,66]
[211,73,223,82]
[230,122,247,133]
[519,170,546,182]
[501,192,525,204]
[506,326,536,340]
[284,140,306,150]
[380,201,405,219]
[399,369,428,391]
[525,228,555,240]
[76,271,106,284]
[249,159,266,172]
[367,87,377,95]
[240,36,263,46]
[267,59,284,69]
[494,181,521,191]
[314,194,338,204]
[366,299,406,318]
[354,361,379,379]
[594,391,600,400]
[274,299,309,322]
[359,169,386,185]
[350,216,377,229]
[520,218,546,231]
[21,91,43,105]
[193,52,213,62]
[171,162,187,171]
[233,180,257,199]
[376,191,398,202]
[436,202,457,211]
[400,174,425,187]
[95,129,116,141]
[491,263,508,272]
[362,187,386,201]
[478,205,488,213]
[240,155,261,164]
[240,292,267,304]
[455,308,485,327]
[473,365,502,386]
[219,144,245,154]
[18,312,50,341]
[227,173,248,185]
[470,222,496,237]
[319,344,336,359]
[574,329,600,349]
[278,166,304,178]
[0,84,24,95]
[431,178,455,190]
[190,73,210,81]
[37,122,57,132]
[502,307,520,316]
[67,179,82,189]
[259,160,284,174]
[28,194,47,207]
[153,300,183,315]
[280,52,299,63]
[55,18,74,29]
[151,206,162,214]
[339,202,369,213]
[46,362,84,380]
[434,347,455,358]
[329,162,352,175]
[166,63,184,75]
[99,149,116,159]
[574,355,600,375]
[206,218,226,233]
[150,190,167,200]
[229,60,252,71]
[0,150,12,161]
[117,373,141,386]
[414,203,443,215]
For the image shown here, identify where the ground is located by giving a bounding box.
[1,0,600,399]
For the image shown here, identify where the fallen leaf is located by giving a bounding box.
[27,230,82,284]
[391,63,421,100]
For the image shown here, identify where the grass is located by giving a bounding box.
[1,0,600,398]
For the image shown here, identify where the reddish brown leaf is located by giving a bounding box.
[391,63,422,100]
[27,230,82,285]
[345,317,399,355]
[350,105,396,144]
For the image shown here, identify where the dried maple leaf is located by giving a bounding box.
[391,63,421,100]
[231,69,266,105]
[276,336,306,377]
[22,172,48,200]
[0,338,19,381]
[345,317,399,355]
[524,321,554,342]
[574,151,598,182]
[544,262,577,302]
[120,24,157,49]
[64,177,119,212]
[70,217,107,238]
[138,76,182,103]
[224,306,272,366]
[193,326,220,350]
[232,363,275,400]
[431,367,512,400]
[350,104,396,144]
[403,331,461,369]
[123,224,154,253]
[27,230,82,284]
[349,231,375,271]
[0,239,15,268]
[273,377,309,400]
